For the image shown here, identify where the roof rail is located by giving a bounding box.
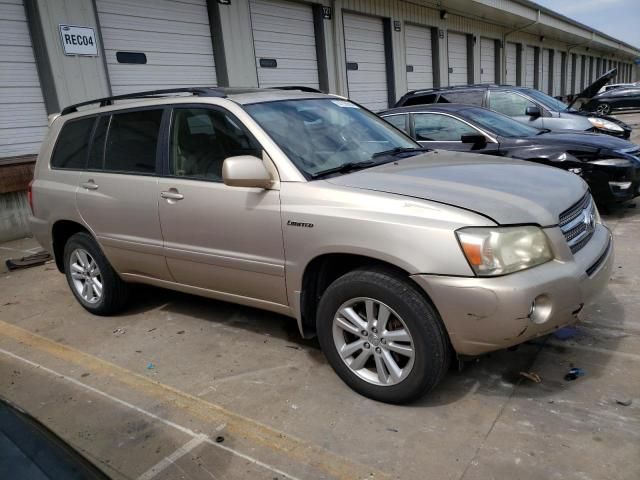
[60,86,225,115]
[270,86,324,93]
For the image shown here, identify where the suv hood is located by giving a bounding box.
[327,151,587,226]
[569,68,617,108]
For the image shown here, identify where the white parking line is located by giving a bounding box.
[137,435,207,480]
[0,347,302,480]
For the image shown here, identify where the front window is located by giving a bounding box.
[521,88,569,111]
[413,113,477,141]
[460,107,540,138]
[382,114,409,134]
[488,91,536,117]
[245,99,418,177]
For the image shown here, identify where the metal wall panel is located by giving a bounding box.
[97,0,217,95]
[404,24,433,91]
[447,31,468,86]
[541,48,550,94]
[525,46,535,88]
[0,0,48,157]
[480,37,495,83]
[574,55,582,92]
[249,0,320,88]
[505,42,517,85]
[343,12,388,111]
[553,50,562,96]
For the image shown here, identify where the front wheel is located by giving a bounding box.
[596,103,611,115]
[63,232,130,315]
[316,268,450,404]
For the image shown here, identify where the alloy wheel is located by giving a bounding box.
[332,297,415,386]
[596,104,610,115]
[69,248,103,304]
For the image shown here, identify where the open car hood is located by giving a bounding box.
[570,68,617,109]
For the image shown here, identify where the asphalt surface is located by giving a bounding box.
[1,113,639,480]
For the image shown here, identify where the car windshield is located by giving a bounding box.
[521,88,570,111]
[461,107,541,138]
[244,98,419,178]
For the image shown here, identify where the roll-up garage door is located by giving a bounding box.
[343,13,388,111]
[553,51,562,97]
[249,0,319,89]
[447,32,468,86]
[480,38,495,83]
[97,0,217,95]
[0,0,48,157]
[575,55,582,93]
[505,42,517,85]
[567,56,574,95]
[541,49,550,94]
[525,46,535,88]
[404,24,433,91]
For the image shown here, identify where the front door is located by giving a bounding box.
[76,108,172,280]
[411,112,495,153]
[157,106,287,305]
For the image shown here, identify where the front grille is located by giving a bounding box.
[559,192,596,254]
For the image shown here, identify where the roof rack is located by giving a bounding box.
[270,86,323,93]
[60,86,225,115]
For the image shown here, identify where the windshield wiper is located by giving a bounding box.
[371,147,430,159]
[310,160,376,179]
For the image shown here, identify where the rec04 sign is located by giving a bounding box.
[59,25,98,56]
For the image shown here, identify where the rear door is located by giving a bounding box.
[76,108,171,280]
[156,105,287,305]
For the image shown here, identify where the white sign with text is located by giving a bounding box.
[59,25,98,56]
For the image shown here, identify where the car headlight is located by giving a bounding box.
[456,226,553,276]
[588,117,624,132]
[590,158,633,167]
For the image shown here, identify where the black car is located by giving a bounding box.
[379,103,640,206]
[394,69,632,139]
[582,87,640,115]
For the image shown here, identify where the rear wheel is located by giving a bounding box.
[316,268,450,404]
[63,232,129,315]
[596,103,611,115]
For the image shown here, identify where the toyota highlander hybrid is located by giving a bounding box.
[29,87,613,403]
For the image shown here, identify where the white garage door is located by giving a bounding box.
[567,56,574,95]
[447,32,468,86]
[575,55,582,93]
[505,42,517,85]
[480,38,495,83]
[0,0,48,158]
[250,0,319,89]
[541,49,550,94]
[97,0,217,95]
[553,51,562,96]
[525,46,535,88]
[343,13,388,111]
[404,24,433,91]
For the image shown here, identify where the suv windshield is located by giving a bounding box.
[461,107,540,138]
[521,88,570,111]
[244,98,418,178]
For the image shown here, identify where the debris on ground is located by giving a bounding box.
[615,398,632,407]
[553,326,577,340]
[285,345,301,350]
[176,330,185,335]
[215,436,224,443]
[519,371,542,383]
[386,428,399,432]
[112,328,126,336]
[5,251,52,271]
[564,367,585,381]
[147,327,157,333]
[146,362,155,370]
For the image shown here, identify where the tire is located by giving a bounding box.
[63,232,129,315]
[596,103,611,115]
[316,268,451,404]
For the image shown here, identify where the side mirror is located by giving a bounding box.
[525,106,541,118]
[460,134,487,147]
[222,156,273,189]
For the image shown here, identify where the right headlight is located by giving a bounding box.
[456,226,554,276]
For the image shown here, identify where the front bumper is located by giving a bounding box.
[412,223,613,356]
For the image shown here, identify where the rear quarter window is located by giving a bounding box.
[402,94,438,106]
[50,117,96,169]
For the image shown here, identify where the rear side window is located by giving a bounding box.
[402,94,438,106]
[438,90,484,106]
[51,117,95,169]
[104,109,162,174]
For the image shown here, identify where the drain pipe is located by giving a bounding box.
[502,9,540,84]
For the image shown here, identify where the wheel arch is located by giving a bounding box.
[51,220,92,272]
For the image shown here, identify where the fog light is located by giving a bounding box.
[609,181,632,191]
[529,294,552,325]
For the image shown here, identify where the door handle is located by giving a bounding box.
[81,181,99,190]
[160,190,184,200]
